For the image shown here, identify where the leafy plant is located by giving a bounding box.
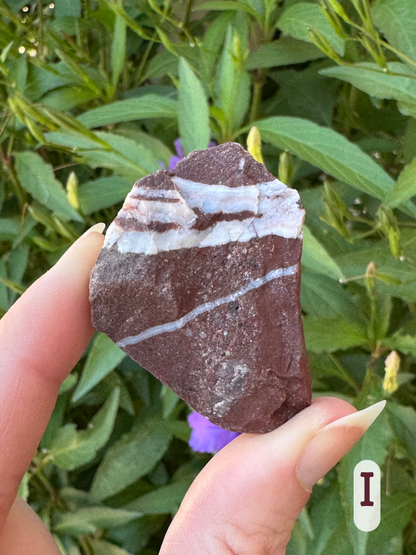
[1,0,416,553]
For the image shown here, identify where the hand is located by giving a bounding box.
[0,226,384,555]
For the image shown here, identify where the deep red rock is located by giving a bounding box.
[89,142,311,433]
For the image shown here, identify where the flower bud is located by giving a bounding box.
[66,171,80,211]
[307,28,343,63]
[377,206,401,258]
[365,261,376,295]
[322,5,346,39]
[324,0,352,23]
[278,151,292,186]
[383,350,400,394]
[321,180,351,239]
[247,126,264,165]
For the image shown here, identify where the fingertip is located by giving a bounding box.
[310,395,357,416]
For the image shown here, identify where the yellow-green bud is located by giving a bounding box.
[377,206,401,258]
[383,350,400,394]
[307,27,343,63]
[66,171,80,211]
[278,151,292,186]
[359,35,386,69]
[246,126,264,165]
[322,5,346,39]
[323,0,352,24]
[365,261,377,295]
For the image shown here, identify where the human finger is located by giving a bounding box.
[0,496,60,555]
[0,225,104,532]
[160,397,385,555]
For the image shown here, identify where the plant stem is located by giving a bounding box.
[249,69,266,123]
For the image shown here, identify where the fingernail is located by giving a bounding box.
[82,222,106,237]
[61,223,105,259]
[296,400,386,492]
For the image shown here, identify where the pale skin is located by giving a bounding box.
[0,228,383,555]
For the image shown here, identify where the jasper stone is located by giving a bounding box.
[89,142,311,433]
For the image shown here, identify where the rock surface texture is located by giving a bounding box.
[89,142,311,433]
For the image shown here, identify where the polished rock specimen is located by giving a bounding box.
[89,142,311,433]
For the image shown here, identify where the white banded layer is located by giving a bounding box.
[104,176,304,254]
[117,263,298,347]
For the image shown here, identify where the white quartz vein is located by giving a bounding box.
[116,264,297,348]
[104,177,305,253]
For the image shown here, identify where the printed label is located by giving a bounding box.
[353,460,381,531]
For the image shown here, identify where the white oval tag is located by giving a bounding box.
[353,460,381,532]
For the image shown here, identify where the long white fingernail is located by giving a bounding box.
[82,222,106,237]
[296,400,386,492]
[61,223,105,259]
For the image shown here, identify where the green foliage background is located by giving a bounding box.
[1,0,416,553]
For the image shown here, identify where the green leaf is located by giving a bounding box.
[85,132,161,179]
[90,415,172,501]
[0,259,9,312]
[301,270,365,324]
[0,182,4,212]
[286,521,309,555]
[41,86,98,111]
[333,228,416,302]
[193,1,260,19]
[255,117,394,200]
[124,479,192,515]
[160,385,180,419]
[78,176,132,215]
[77,96,178,128]
[54,0,81,18]
[0,217,21,242]
[115,128,173,167]
[162,420,191,442]
[14,152,83,222]
[267,64,339,126]
[367,492,415,553]
[89,539,134,555]
[372,290,392,342]
[49,388,120,470]
[216,23,251,136]
[53,506,141,536]
[385,155,416,207]
[372,0,416,64]
[178,58,210,155]
[200,12,233,83]
[41,394,67,450]
[46,130,162,181]
[52,535,82,555]
[303,317,368,353]
[387,402,416,460]
[111,14,126,87]
[277,2,345,56]
[246,37,324,70]
[141,51,178,82]
[308,483,348,555]
[320,62,416,118]
[72,333,126,402]
[302,225,345,280]
[18,472,30,502]
[59,373,77,395]
[7,242,29,303]
[384,333,416,358]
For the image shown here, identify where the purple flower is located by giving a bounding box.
[188,411,240,453]
[166,138,217,171]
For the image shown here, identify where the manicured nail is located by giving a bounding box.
[296,400,386,492]
[82,222,106,237]
[61,223,105,259]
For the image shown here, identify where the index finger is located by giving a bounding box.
[0,227,104,532]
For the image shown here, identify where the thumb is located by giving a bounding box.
[160,396,386,555]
